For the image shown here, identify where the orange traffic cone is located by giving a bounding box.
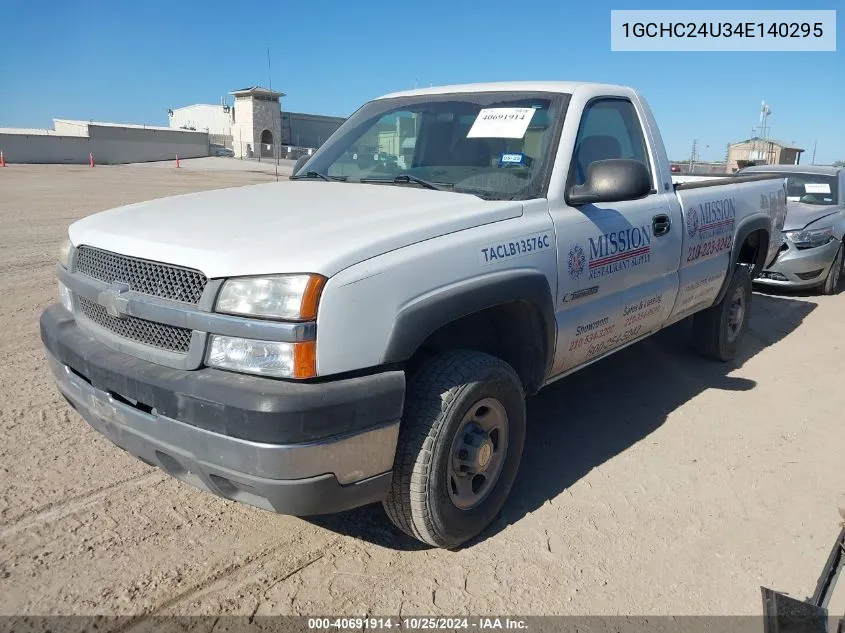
[89,152,95,167]
[0,151,5,167]
[175,154,180,168]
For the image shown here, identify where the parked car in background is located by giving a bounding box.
[210,144,235,157]
[738,165,844,294]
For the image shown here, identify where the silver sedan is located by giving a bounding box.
[739,165,844,295]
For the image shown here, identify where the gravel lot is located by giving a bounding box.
[1,164,843,618]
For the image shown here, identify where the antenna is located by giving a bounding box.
[267,45,272,91]
[267,44,279,181]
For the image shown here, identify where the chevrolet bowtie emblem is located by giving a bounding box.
[98,283,131,319]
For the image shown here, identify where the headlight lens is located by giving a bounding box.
[785,227,834,249]
[215,274,326,320]
[58,238,73,268]
[206,335,316,378]
[58,281,73,313]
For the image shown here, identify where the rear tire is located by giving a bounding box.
[383,350,526,549]
[693,265,752,362]
[820,243,843,295]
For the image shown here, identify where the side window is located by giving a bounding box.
[572,99,651,185]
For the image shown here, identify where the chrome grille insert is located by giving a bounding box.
[78,296,192,353]
[76,246,207,304]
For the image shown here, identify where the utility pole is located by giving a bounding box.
[688,139,697,173]
[811,141,817,165]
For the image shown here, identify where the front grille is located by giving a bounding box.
[78,296,192,353]
[76,246,207,304]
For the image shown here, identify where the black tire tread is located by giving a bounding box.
[694,265,752,362]
[383,350,522,548]
[821,243,843,295]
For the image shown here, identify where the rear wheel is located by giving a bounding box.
[383,350,526,548]
[820,243,843,295]
[693,265,752,362]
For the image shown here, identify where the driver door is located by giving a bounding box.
[549,98,682,375]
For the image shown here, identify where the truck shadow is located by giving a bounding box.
[306,292,816,551]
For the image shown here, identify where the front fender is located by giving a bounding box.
[382,269,556,378]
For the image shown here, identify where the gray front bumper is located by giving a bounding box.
[755,237,840,289]
[47,351,396,515]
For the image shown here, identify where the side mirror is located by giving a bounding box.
[567,159,651,206]
[291,155,310,177]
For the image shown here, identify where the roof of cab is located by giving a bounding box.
[376,81,634,100]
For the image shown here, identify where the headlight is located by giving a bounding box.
[58,238,73,268]
[785,227,834,249]
[215,274,326,320]
[58,281,73,313]
[206,335,316,378]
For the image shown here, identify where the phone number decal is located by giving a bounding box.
[686,236,732,263]
[624,304,661,327]
[569,324,616,352]
[586,325,643,357]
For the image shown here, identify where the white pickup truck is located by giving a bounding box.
[41,81,788,548]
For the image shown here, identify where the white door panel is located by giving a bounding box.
[550,195,681,375]
[548,97,682,378]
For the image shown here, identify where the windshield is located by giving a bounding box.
[749,172,839,206]
[297,91,570,200]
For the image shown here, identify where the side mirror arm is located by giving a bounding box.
[566,184,600,206]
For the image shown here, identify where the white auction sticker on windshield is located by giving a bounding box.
[467,108,536,138]
[804,183,831,194]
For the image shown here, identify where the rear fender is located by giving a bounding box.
[713,216,770,306]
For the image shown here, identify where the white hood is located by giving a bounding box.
[68,180,523,278]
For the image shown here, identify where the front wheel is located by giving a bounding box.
[693,266,752,362]
[383,350,526,549]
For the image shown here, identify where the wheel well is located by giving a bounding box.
[406,301,549,395]
[737,228,769,274]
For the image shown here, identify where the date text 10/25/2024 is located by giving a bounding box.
[307,617,528,630]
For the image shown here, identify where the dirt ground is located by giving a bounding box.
[1,164,843,618]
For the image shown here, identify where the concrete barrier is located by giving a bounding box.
[0,123,209,165]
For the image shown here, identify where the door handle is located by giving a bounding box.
[652,214,671,237]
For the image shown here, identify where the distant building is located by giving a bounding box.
[167,102,234,138]
[168,87,345,159]
[280,112,345,149]
[727,137,804,171]
[230,86,285,159]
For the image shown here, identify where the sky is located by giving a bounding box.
[1,0,842,164]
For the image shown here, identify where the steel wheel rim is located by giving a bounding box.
[447,397,509,511]
[726,286,746,343]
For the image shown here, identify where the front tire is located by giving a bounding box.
[820,243,843,295]
[693,265,752,362]
[383,350,526,549]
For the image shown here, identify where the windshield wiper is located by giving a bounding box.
[290,170,346,182]
[360,174,453,191]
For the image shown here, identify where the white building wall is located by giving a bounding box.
[168,104,232,136]
[0,125,209,164]
[53,120,90,136]
[231,96,255,158]
[0,133,92,163]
